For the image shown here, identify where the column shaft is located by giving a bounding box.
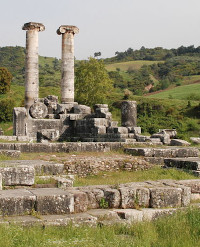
[25,29,39,108]
[61,32,75,103]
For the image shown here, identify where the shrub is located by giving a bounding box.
[0,67,12,94]
[0,99,15,122]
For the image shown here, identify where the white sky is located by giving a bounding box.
[0,0,200,60]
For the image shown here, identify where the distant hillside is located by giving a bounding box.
[105,45,200,63]
[0,46,61,86]
[146,80,200,100]
[105,60,163,72]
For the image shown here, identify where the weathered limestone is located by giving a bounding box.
[30,188,74,214]
[170,139,190,146]
[125,147,199,158]
[190,137,200,144]
[0,189,36,216]
[121,101,137,127]
[0,128,3,136]
[164,158,200,170]
[0,150,21,158]
[22,22,45,109]
[29,102,48,119]
[57,25,79,103]
[149,187,182,208]
[0,165,34,186]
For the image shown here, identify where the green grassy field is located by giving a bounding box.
[147,82,200,100]
[105,60,163,72]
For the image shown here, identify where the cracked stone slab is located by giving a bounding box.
[29,188,74,214]
[0,189,36,216]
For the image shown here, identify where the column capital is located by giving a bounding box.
[22,22,45,32]
[57,25,79,35]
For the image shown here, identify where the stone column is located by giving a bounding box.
[57,25,79,103]
[121,101,137,127]
[22,22,45,109]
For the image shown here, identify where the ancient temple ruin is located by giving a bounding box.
[13,22,140,143]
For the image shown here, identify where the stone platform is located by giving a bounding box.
[0,179,199,217]
[125,147,199,165]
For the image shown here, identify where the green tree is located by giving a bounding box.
[0,67,12,94]
[75,57,114,107]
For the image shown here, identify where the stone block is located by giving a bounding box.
[135,135,151,142]
[142,208,176,221]
[68,190,88,213]
[55,177,73,189]
[30,188,74,214]
[159,129,177,138]
[37,129,60,142]
[176,179,200,193]
[190,137,200,144]
[69,114,83,121]
[103,188,121,208]
[151,133,171,145]
[114,209,143,222]
[0,136,17,141]
[73,104,91,115]
[149,187,182,208]
[80,188,104,209]
[109,121,118,127]
[44,95,58,114]
[114,127,128,134]
[120,186,149,209]
[0,150,21,158]
[164,158,200,170]
[0,189,36,216]
[0,128,4,136]
[42,213,97,227]
[0,165,34,186]
[56,103,78,114]
[13,107,27,136]
[170,139,190,146]
[17,136,30,142]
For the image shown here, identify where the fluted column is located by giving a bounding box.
[22,22,45,109]
[57,25,79,103]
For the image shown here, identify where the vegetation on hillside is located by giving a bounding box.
[0,67,12,93]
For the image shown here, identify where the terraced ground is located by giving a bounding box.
[105,60,163,72]
[147,82,200,100]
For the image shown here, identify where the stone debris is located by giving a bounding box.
[170,139,191,146]
[190,137,200,144]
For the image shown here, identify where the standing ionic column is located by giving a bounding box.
[57,25,79,103]
[22,22,45,109]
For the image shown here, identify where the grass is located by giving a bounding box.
[74,167,196,187]
[0,207,200,246]
[105,60,163,72]
[147,82,200,100]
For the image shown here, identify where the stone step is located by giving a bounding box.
[125,147,199,158]
[164,158,200,170]
[0,150,21,158]
[2,205,200,226]
[0,179,197,216]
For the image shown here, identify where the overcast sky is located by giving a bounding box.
[0,0,200,60]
